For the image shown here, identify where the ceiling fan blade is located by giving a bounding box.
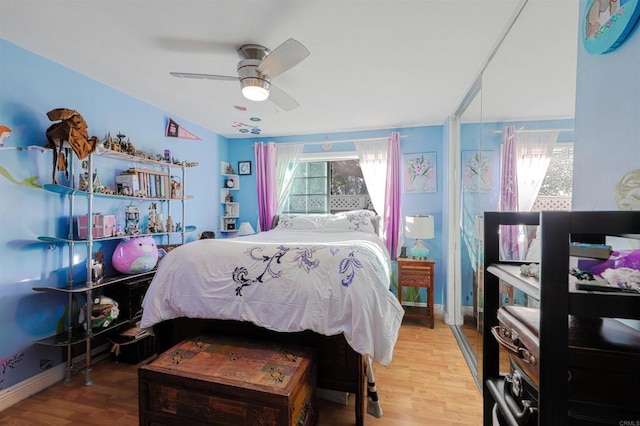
[170,72,238,81]
[257,38,310,78]
[268,84,299,111]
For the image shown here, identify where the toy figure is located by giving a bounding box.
[146,203,160,233]
[124,203,140,235]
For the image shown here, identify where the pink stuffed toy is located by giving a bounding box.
[112,236,158,274]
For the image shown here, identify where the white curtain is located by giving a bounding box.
[354,139,388,217]
[516,131,559,212]
[276,143,304,213]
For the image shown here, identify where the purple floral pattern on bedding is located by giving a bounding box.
[343,211,373,232]
[231,244,370,295]
[339,251,363,286]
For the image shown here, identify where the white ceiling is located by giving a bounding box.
[0,0,578,139]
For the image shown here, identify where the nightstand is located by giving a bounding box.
[397,257,435,328]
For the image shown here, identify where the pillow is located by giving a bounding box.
[274,214,329,230]
[335,209,376,219]
[323,210,376,234]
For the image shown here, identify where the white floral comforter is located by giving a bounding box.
[140,229,404,365]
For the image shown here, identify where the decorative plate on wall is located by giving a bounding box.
[583,0,640,54]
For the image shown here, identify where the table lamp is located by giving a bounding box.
[405,215,435,259]
[237,222,256,236]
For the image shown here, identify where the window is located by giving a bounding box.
[531,143,573,211]
[283,159,373,214]
[286,162,329,214]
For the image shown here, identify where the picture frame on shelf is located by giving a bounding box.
[238,161,252,175]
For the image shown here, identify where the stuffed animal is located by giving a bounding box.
[45,108,98,184]
[112,236,158,274]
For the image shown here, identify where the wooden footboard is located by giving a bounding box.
[154,318,365,426]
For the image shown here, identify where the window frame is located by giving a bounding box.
[283,151,374,214]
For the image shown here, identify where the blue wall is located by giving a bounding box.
[573,0,640,210]
[0,40,225,389]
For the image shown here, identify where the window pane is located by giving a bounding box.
[538,146,573,197]
[331,160,367,195]
[308,177,327,194]
[307,195,327,212]
[289,196,307,212]
[308,162,327,177]
[290,178,307,195]
[283,158,375,214]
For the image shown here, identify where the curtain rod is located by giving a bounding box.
[273,134,409,146]
[491,128,573,134]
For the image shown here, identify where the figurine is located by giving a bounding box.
[146,203,160,233]
[166,216,173,233]
[124,202,140,235]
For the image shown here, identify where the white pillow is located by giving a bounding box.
[323,210,376,234]
[335,209,376,219]
[275,214,328,230]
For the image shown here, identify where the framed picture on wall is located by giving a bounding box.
[238,161,252,175]
[403,152,436,193]
[462,150,493,193]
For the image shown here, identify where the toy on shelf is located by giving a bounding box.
[146,203,164,233]
[124,203,140,235]
[112,236,158,274]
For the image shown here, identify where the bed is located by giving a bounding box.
[140,210,404,425]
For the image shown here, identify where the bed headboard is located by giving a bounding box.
[271,214,382,236]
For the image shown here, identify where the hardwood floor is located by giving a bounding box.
[0,317,482,425]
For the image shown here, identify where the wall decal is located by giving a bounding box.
[0,166,41,188]
[165,117,202,140]
[583,0,640,54]
[0,352,25,388]
[615,168,640,209]
[0,125,12,148]
[403,152,436,193]
[232,122,261,135]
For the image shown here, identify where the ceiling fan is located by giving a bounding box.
[170,38,310,111]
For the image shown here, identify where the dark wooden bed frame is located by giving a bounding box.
[154,317,366,426]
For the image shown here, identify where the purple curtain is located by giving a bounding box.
[384,132,401,259]
[499,125,519,260]
[254,142,277,232]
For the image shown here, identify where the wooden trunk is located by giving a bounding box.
[139,335,317,426]
[153,318,366,426]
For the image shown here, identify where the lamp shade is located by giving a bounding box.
[405,215,435,240]
[237,221,256,236]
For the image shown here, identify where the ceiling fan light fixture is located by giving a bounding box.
[241,78,270,102]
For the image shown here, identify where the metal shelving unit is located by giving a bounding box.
[33,148,196,385]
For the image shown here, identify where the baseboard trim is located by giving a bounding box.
[0,343,111,412]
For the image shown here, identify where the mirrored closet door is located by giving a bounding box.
[450,0,579,387]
